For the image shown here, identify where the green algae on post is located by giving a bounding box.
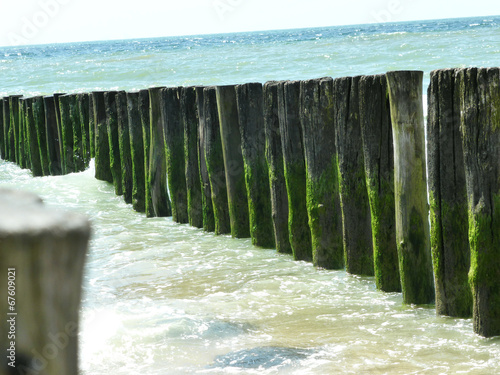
[139,89,154,217]
[263,81,292,254]
[359,74,400,290]
[32,96,49,176]
[300,77,343,268]
[386,70,435,305]
[277,80,311,258]
[104,91,123,195]
[116,91,133,204]
[24,98,43,177]
[203,86,231,235]
[148,86,171,217]
[92,91,113,183]
[427,68,471,317]
[236,82,275,248]
[458,67,500,337]
[162,86,188,223]
[182,86,204,228]
[335,76,374,276]
[216,84,250,238]
[69,94,85,173]
[126,92,146,213]
[58,94,76,174]
[43,96,63,176]
[77,93,91,167]
[196,86,216,232]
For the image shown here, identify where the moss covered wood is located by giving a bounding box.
[457,67,500,337]
[216,85,250,238]
[335,76,374,276]
[386,70,435,305]
[0,98,6,160]
[104,91,123,195]
[300,77,343,269]
[263,81,292,254]
[10,95,23,166]
[182,86,204,228]
[91,91,113,183]
[43,96,63,176]
[32,96,49,176]
[3,98,13,162]
[89,93,96,159]
[23,97,42,176]
[68,94,85,173]
[359,74,401,292]
[162,86,188,223]
[148,87,171,217]
[126,92,146,212]
[203,86,231,235]
[427,68,471,317]
[53,93,65,172]
[17,98,27,169]
[139,89,154,217]
[196,86,216,232]
[236,82,275,248]
[77,93,91,167]
[116,91,133,204]
[58,94,76,174]
[278,80,312,259]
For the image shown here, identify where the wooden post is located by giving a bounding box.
[216,85,250,238]
[182,86,204,228]
[88,93,96,159]
[10,96,23,166]
[53,94,65,172]
[126,92,146,212]
[0,188,90,375]
[58,95,75,174]
[33,96,49,176]
[457,67,500,337]
[278,80,311,259]
[203,86,231,235]
[236,82,275,248]
[91,91,113,183]
[359,74,400,292]
[139,89,155,217]
[3,98,13,162]
[300,77,343,269]
[24,97,43,177]
[77,93,91,167]
[386,70,435,305]
[263,81,292,254]
[335,76,374,276]
[43,96,63,176]
[116,91,133,204]
[0,98,5,160]
[66,94,85,173]
[148,87,171,217]
[162,87,188,223]
[427,68,471,317]
[104,91,123,195]
[17,99,27,169]
[196,87,216,232]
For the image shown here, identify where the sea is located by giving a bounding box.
[1,16,500,374]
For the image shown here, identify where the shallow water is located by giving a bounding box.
[1,159,499,374]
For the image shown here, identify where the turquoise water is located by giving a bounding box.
[1,15,500,374]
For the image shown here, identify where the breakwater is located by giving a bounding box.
[1,68,499,338]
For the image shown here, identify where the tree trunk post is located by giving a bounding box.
[203,87,231,235]
[359,74,401,291]
[236,82,275,248]
[104,91,123,195]
[386,70,435,305]
[335,76,374,276]
[263,81,292,254]
[427,68,471,317]
[0,188,90,375]
[116,91,133,204]
[91,91,113,183]
[216,85,250,238]
[77,93,91,167]
[182,86,204,228]
[32,96,49,176]
[196,87,216,232]
[43,96,63,176]
[148,87,171,217]
[457,67,500,337]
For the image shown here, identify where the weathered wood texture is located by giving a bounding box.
[457,67,500,337]
[0,188,90,375]
[162,86,188,223]
[236,82,275,248]
[203,86,230,235]
[427,68,471,317]
[139,89,154,217]
[182,86,203,228]
[300,77,343,268]
[117,91,133,204]
[196,87,216,232]
[126,92,146,212]
[359,74,401,292]
[263,81,292,254]
[43,96,63,176]
[92,91,113,183]
[386,70,435,305]
[148,87,171,217]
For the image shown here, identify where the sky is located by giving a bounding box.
[0,0,499,47]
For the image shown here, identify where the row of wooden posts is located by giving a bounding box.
[1,68,499,338]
